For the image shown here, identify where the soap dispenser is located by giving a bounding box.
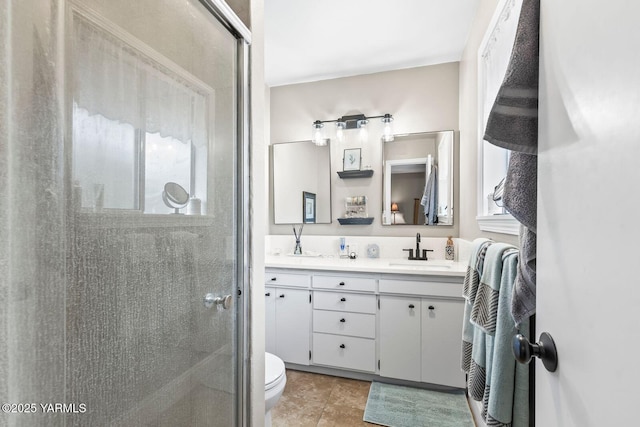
[339,237,349,258]
[445,236,455,260]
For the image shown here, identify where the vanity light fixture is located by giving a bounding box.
[382,113,394,142]
[312,120,327,146]
[311,113,393,144]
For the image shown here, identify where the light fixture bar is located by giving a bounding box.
[311,112,393,143]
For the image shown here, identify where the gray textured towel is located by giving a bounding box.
[512,225,537,325]
[484,0,540,325]
[484,0,540,154]
[504,152,537,232]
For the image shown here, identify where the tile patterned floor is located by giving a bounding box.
[271,369,377,427]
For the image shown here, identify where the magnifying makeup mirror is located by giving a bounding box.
[162,182,189,214]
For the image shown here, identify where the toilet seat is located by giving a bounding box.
[265,352,285,391]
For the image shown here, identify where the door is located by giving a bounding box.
[265,287,277,354]
[0,0,247,425]
[537,1,640,425]
[274,288,310,365]
[379,296,422,381]
[421,298,465,387]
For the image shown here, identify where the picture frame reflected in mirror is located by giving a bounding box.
[302,191,316,223]
[343,148,361,171]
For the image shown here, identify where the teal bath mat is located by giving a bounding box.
[363,382,474,427]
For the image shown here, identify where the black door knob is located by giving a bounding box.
[340,318,346,323]
[428,305,435,310]
[271,277,277,281]
[339,282,345,286]
[279,294,285,298]
[339,344,345,349]
[512,332,558,372]
[265,292,271,296]
[340,297,346,302]
[408,304,415,309]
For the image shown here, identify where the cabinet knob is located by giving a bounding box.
[428,305,435,310]
[408,304,415,309]
[265,292,271,296]
[340,318,346,323]
[339,344,346,349]
[340,297,346,302]
[279,294,285,298]
[270,277,277,281]
[339,282,345,286]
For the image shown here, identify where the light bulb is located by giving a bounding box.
[358,119,368,143]
[336,121,346,142]
[382,114,394,142]
[312,120,325,145]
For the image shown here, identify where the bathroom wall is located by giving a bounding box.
[458,0,518,246]
[269,62,460,238]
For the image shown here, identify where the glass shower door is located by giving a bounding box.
[67,1,242,425]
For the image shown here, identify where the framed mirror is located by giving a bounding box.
[272,140,332,224]
[382,131,454,226]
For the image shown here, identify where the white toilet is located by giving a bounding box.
[264,352,287,427]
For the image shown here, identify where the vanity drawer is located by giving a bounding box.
[379,279,462,298]
[313,310,376,339]
[312,333,376,372]
[313,292,377,314]
[265,272,310,288]
[313,275,376,292]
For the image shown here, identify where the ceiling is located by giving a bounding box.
[264,0,481,87]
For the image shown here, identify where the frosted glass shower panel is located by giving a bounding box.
[73,106,138,209]
[72,10,210,213]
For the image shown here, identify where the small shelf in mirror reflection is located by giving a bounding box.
[337,170,374,179]
[337,217,374,225]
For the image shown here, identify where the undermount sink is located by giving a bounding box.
[387,260,453,269]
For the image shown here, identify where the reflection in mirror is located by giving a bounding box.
[382,131,454,226]
[272,140,332,224]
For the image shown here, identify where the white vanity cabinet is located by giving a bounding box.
[421,297,465,388]
[311,275,377,373]
[265,264,466,388]
[264,271,311,366]
[378,295,423,381]
[379,278,466,388]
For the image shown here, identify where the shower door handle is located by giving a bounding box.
[204,293,233,310]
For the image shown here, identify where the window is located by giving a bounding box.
[71,8,210,214]
[476,0,522,234]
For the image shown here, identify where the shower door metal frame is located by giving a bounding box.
[197,1,252,426]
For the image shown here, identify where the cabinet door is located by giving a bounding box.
[379,296,422,381]
[421,298,465,387]
[275,288,311,365]
[265,287,276,354]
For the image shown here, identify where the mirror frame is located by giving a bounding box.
[381,130,454,226]
[271,139,333,225]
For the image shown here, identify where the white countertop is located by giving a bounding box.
[265,255,467,277]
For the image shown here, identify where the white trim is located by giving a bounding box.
[71,2,214,95]
[476,215,519,235]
